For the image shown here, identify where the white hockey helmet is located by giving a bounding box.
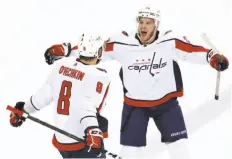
[78,34,105,59]
[136,6,161,27]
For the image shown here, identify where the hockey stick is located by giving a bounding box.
[6,105,122,159]
[201,33,222,100]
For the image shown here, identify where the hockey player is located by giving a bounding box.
[9,34,110,158]
[43,6,229,159]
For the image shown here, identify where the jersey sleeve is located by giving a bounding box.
[23,63,60,114]
[77,74,110,130]
[102,31,129,61]
[23,83,53,114]
[102,39,116,61]
[69,45,80,57]
[173,34,211,64]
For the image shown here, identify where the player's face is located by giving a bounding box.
[138,17,156,43]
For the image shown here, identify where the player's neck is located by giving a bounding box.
[79,59,97,65]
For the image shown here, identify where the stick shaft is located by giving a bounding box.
[201,33,221,100]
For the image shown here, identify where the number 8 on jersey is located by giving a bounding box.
[57,80,72,115]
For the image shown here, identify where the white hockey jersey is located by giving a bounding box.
[23,57,110,151]
[68,30,211,107]
[102,30,210,107]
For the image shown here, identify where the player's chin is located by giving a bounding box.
[140,36,150,42]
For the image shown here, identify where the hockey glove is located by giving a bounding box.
[44,43,72,65]
[208,50,229,71]
[10,102,26,127]
[84,126,104,157]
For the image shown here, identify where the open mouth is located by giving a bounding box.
[140,31,147,36]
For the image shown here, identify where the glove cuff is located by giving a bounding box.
[84,126,100,134]
[85,126,103,138]
[206,49,217,62]
[15,102,25,110]
[62,43,72,57]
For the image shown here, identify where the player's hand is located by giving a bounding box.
[10,102,26,127]
[84,127,104,157]
[209,51,229,71]
[44,43,71,65]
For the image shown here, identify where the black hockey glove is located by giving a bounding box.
[9,102,26,127]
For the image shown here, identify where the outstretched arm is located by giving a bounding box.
[174,36,229,71]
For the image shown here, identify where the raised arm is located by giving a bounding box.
[173,35,229,71]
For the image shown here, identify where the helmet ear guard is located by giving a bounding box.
[97,46,103,59]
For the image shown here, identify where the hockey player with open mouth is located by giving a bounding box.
[44,6,229,159]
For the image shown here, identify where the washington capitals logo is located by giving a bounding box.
[128,52,167,76]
